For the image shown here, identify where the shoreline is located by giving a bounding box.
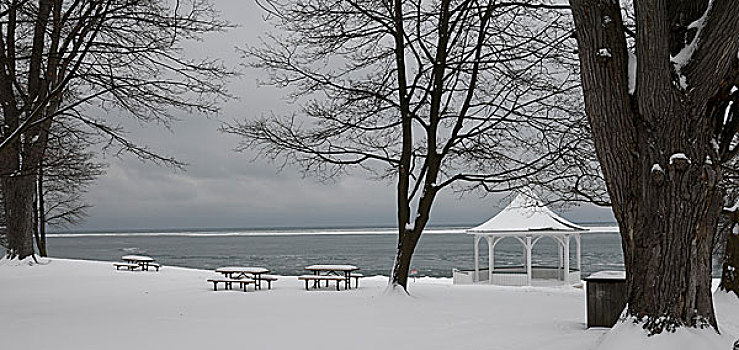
[46,225,620,238]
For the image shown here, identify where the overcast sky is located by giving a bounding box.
[75,0,616,231]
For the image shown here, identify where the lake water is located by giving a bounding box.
[17,225,635,277]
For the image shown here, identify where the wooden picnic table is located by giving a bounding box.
[214,266,271,290]
[121,255,157,271]
[304,264,359,290]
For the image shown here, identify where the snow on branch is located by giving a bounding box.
[669,153,690,165]
[670,0,714,89]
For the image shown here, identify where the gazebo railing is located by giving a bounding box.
[452,265,581,286]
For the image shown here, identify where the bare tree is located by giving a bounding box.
[33,120,106,256]
[225,0,597,290]
[569,0,739,333]
[0,0,232,259]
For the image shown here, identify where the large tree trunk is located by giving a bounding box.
[0,0,53,260]
[569,0,739,333]
[720,230,739,296]
[390,188,439,290]
[34,167,48,257]
[2,175,36,259]
[391,229,420,289]
[625,160,721,332]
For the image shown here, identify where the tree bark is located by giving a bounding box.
[569,0,739,333]
[2,175,36,259]
[34,167,48,257]
[720,228,739,296]
[391,230,419,289]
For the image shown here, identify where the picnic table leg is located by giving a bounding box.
[305,280,309,290]
[212,281,218,291]
[336,280,340,291]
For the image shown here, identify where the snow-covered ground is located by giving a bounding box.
[0,258,736,350]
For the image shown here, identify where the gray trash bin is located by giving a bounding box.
[585,271,627,328]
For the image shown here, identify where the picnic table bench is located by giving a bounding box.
[259,275,279,289]
[121,255,158,271]
[298,275,347,291]
[214,266,272,290]
[113,262,139,271]
[206,278,255,292]
[350,273,364,288]
[303,264,360,291]
[116,255,160,271]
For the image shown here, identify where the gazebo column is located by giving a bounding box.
[474,235,480,282]
[488,237,494,284]
[576,234,581,272]
[525,235,532,286]
[558,243,563,270]
[564,234,570,285]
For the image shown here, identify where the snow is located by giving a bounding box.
[669,153,690,165]
[628,51,637,94]
[405,222,414,230]
[595,320,732,350]
[725,199,739,213]
[586,270,626,280]
[597,48,612,58]
[715,290,739,338]
[670,0,714,89]
[1,258,737,349]
[467,191,587,234]
[121,254,154,261]
[0,258,609,350]
[595,289,739,350]
[651,163,664,173]
[304,264,358,270]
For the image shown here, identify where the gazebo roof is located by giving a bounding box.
[467,192,588,235]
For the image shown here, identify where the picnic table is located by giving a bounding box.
[304,264,359,290]
[214,266,271,290]
[120,255,159,271]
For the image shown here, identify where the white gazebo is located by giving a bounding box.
[452,192,587,286]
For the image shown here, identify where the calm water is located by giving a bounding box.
[24,226,630,277]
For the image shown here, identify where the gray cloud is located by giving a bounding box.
[73,0,616,232]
